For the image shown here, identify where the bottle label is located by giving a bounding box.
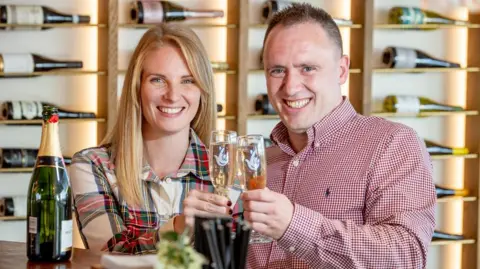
[392,48,417,69]
[5,5,44,30]
[72,15,79,24]
[11,101,43,120]
[395,96,421,113]
[1,54,34,74]
[142,2,164,23]
[61,219,73,251]
[28,216,37,234]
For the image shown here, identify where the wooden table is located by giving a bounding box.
[0,240,103,269]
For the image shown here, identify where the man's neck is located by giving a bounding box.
[287,130,309,153]
[142,125,190,178]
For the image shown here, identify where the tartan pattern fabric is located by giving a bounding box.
[70,129,215,254]
[246,97,436,269]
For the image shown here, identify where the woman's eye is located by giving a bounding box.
[150,77,164,84]
[182,79,195,84]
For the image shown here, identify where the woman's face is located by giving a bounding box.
[140,43,202,136]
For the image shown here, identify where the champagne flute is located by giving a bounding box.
[236,135,272,244]
[209,130,237,198]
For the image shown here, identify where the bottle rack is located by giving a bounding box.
[236,1,480,269]
[0,1,479,268]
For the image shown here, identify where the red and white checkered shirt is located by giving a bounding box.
[246,97,436,269]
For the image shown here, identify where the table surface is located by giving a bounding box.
[0,240,104,269]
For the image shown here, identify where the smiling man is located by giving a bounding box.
[240,3,437,269]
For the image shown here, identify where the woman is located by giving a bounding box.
[69,23,232,254]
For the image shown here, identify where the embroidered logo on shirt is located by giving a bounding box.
[214,146,229,167]
[245,148,260,171]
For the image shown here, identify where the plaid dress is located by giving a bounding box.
[69,129,242,254]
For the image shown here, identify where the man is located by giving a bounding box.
[240,3,436,269]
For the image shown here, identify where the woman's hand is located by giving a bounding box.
[181,189,232,231]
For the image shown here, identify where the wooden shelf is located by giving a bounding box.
[430,239,476,246]
[0,70,107,77]
[0,118,105,125]
[0,216,26,221]
[373,67,480,73]
[249,68,362,74]
[431,154,478,160]
[217,115,236,120]
[249,23,362,29]
[119,23,237,29]
[117,69,236,75]
[371,111,479,117]
[375,24,480,29]
[0,168,34,173]
[437,196,477,203]
[0,23,107,28]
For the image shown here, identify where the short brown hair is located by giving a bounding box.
[262,3,343,57]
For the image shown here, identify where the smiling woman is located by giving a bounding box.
[67,24,235,254]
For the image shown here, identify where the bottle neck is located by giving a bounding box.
[38,121,62,157]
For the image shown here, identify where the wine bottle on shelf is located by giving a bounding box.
[425,140,469,155]
[0,5,91,30]
[388,6,469,26]
[0,148,72,168]
[435,185,469,198]
[382,95,464,113]
[0,196,27,217]
[255,94,277,115]
[261,0,353,25]
[211,62,229,71]
[432,230,465,241]
[27,105,72,262]
[382,47,461,69]
[130,1,224,24]
[217,104,223,113]
[0,53,83,77]
[0,101,96,121]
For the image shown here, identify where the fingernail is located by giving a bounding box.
[227,201,232,207]
[229,209,233,215]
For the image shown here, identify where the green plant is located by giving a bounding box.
[156,230,207,269]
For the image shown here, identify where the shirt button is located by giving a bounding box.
[165,177,172,184]
[292,159,299,167]
[289,246,295,252]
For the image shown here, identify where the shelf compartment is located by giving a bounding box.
[371,111,478,117]
[437,196,477,203]
[373,67,480,73]
[431,154,478,160]
[0,216,26,221]
[430,239,475,246]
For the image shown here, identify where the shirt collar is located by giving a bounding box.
[141,128,210,182]
[270,96,358,154]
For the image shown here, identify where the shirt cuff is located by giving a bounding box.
[276,203,324,259]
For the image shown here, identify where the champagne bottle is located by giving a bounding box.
[425,140,469,155]
[0,53,83,76]
[255,94,277,115]
[382,47,461,69]
[383,95,464,113]
[261,0,353,25]
[130,1,224,24]
[0,101,96,121]
[432,230,465,241]
[435,185,468,198]
[0,196,27,217]
[26,105,72,261]
[0,5,91,30]
[0,148,72,168]
[388,6,469,25]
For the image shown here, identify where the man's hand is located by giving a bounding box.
[181,189,232,232]
[241,189,294,240]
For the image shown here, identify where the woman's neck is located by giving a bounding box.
[142,125,191,179]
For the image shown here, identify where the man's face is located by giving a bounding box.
[263,21,350,134]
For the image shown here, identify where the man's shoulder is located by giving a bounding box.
[352,113,419,139]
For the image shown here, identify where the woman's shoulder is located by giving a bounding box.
[72,143,114,170]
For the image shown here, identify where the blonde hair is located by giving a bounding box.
[102,24,217,206]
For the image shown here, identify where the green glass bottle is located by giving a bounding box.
[388,6,469,25]
[26,105,72,261]
[435,185,469,198]
[383,95,464,113]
